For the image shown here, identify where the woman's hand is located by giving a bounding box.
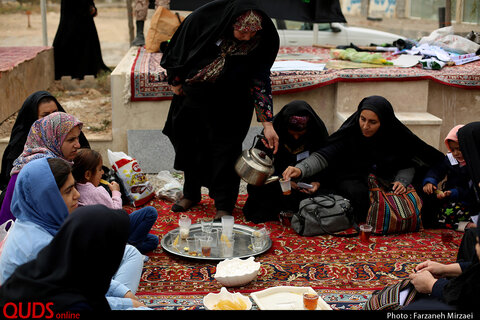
[423,183,436,195]
[261,122,279,154]
[124,290,146,308]
[415,260,461,278]
[283,166,301,180]
[392,181,406,194]
[170,84,183,95]
[409,270,437,294]
[298,181,320,195]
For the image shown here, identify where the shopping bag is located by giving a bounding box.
[107,149,154,207]
[145,7,184,53]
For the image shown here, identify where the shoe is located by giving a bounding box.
[171,198,198,212]
[214,210,231,221]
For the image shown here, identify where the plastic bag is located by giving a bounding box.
[107,149,154,207]
[154,170,183,202]
[0,219,14,258]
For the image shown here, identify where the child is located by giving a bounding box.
[422,125,477,231]
[72,148,159,254]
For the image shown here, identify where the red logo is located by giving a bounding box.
[2,302,54,319]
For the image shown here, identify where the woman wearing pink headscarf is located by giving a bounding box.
[422,125,477,231]
[0,112,83,224]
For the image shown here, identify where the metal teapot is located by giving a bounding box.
[234,135,280,186]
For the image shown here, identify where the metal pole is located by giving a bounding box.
[41,0,48,45]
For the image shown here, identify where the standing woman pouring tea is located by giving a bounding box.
[283,95,444,224]
[160,0,280,220]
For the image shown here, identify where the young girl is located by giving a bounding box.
[72,148,159,254]
[422,125,477,231]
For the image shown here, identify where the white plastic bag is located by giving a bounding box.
[0,219,14,258]
[154,170,183,202]
[107,149,154,207]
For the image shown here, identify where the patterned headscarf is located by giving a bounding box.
[233,10,262,33]
[11,112,83,175]
[287,115,309,131]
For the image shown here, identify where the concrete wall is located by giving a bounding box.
[0,48,55,123]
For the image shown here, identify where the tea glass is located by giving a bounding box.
[359,224,373,243]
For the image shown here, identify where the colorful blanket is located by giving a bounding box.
[130,46,480,101]
[125,195,463,310]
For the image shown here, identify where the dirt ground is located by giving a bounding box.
[0,3,132,139]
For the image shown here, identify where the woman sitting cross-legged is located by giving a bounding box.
[282,95,444,224]
[72,148,159,254]
[243,100,329,223]
[0,158,146,310]
[0,205,131,312]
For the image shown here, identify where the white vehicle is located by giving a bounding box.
[274,19,405,47]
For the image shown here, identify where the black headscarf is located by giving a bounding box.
[458,122,480,197]
[0,91,90,190]
[0,205,129,311]
[442,216,480,310]
[160,0,279,83]
[271,100,329,173]
[318,95,444,180]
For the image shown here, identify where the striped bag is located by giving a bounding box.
[366,174,423,235]
[364,279,418,310]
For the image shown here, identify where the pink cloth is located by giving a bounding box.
[76,182,122,210]
[445,124,466,166]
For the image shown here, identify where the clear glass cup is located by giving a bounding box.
[200,217,214,233]
[200,236,213,257]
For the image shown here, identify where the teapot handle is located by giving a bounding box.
[252,134,275,161]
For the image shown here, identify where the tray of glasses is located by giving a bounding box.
[161,222,272,261]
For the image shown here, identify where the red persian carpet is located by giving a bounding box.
[124,194,462,309]
[129,46,480,101]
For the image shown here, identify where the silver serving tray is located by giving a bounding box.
[161,222,272,261]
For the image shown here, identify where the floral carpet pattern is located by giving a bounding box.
[130,46,480,101]
[124,195,463,309]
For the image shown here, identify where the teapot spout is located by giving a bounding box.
[265,176,280,184]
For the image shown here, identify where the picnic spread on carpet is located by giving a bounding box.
[126,193,463,310]
[129,45,480,102]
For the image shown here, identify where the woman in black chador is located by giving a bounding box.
[243,100,329,223]
[160,0,280,219]
[283,95,445,224]
[53,0,110,80]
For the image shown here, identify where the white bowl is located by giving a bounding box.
[203,287,252,310]
[214,257,261,287]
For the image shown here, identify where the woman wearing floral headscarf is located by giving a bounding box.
[160,0,279,219]
[0,112,83,224]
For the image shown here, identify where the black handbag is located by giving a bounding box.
[291,194,358,237]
